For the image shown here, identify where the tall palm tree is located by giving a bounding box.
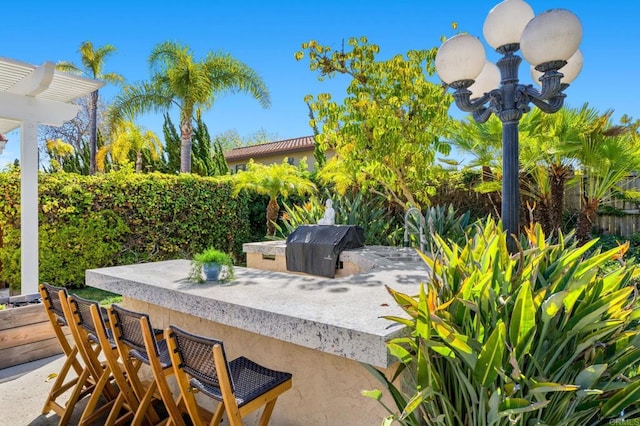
[96,121,162,173]
[56,41,124,175]
[232,160,316,236]
[109,41,270,173]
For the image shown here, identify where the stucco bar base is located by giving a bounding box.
[87,257,428,425]
[125,297,393,425]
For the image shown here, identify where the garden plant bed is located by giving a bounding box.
[0,294,62,369]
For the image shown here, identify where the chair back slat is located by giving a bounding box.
[169,325,231,392]
[111,304,158,356]
[68,294,108,339]
[40,282,68,324]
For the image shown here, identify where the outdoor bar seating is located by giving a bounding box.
[108,304,186,426]
[87,258,420,424]
[38,283,94,425]
[165,324,292,426]
[65,294,139,425]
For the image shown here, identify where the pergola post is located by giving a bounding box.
[20,120,39,294]
[0,58,103,295]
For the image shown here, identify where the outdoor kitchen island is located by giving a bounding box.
[86,247,427,425]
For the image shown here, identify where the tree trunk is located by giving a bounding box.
[135,151,143,173]
[89,90,99,175]
[482,165,501,218]
[266,198,279,236]
[533,198,552,235]
[180,107,194,173]
[549,164,569,235]
[576,197,599,245]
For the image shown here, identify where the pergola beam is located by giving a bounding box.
[6,62,55,97]
[0,92,79,127]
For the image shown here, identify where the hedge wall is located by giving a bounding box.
[0,170,250,290]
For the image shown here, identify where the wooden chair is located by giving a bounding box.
[38,283,94,426]
[108,304,185,426]
[65,294,141,425]
[165,325,292,426]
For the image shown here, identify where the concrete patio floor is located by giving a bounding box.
[0,355,238,425]
[0,355,105,425]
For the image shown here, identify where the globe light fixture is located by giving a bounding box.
[435,0,582,249]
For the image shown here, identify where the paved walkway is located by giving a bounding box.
[0,355,105,425]
[0,356,230,425]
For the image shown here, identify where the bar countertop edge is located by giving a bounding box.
[86,258,428,368]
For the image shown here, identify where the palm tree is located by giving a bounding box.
[96,121,162,172]
[574,112,640,243]
[448,115,503,217]
[108,41,270,173]
[232,160,316,236]
[519,105,602,235]
[56,41,124,175]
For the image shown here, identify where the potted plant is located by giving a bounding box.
[189,247,235,283]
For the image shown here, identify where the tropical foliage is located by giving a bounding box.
[97,121,162,172]
[450,103,640,243]
[518,105,600,235]
[448,115,504,218]
[366,219,640,425]
[296,37,454,210]
[573,112,640,243]
[410,204,472,252]
[231,159,316,236]
[108,41,270,173]
[56,41,124,175]
[161,111,229,176]
[275,190,404,246]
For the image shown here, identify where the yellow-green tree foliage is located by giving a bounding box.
[296,37,455,210]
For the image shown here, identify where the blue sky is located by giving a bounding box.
[1,0,638,164]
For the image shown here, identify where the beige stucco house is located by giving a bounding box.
[225,135,333,172]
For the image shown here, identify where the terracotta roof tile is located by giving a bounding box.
[224,136,315,161]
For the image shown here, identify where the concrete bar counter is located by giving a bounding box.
[86,248,427,425]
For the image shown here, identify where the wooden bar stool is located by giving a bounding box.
[38,283,94,426]
[66,294,142,425]
[166,325,292,426]
[108,304,185,426]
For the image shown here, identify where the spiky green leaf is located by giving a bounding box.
[474,321,505,387]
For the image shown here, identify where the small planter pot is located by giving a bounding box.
[203,262,221,281]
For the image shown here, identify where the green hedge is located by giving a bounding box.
[0,170,250,290]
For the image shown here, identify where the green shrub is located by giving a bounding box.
[274,190,403,245]
[246,192,269,241]
[429,170,496,221]
[367,219,640,425]
[0,170,250,290]
[405,204,473,253]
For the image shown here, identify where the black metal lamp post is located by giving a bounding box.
[435,0,583,249]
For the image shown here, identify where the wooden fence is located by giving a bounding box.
[565,174,640,238]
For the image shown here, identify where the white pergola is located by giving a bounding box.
[0,57,104,295]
